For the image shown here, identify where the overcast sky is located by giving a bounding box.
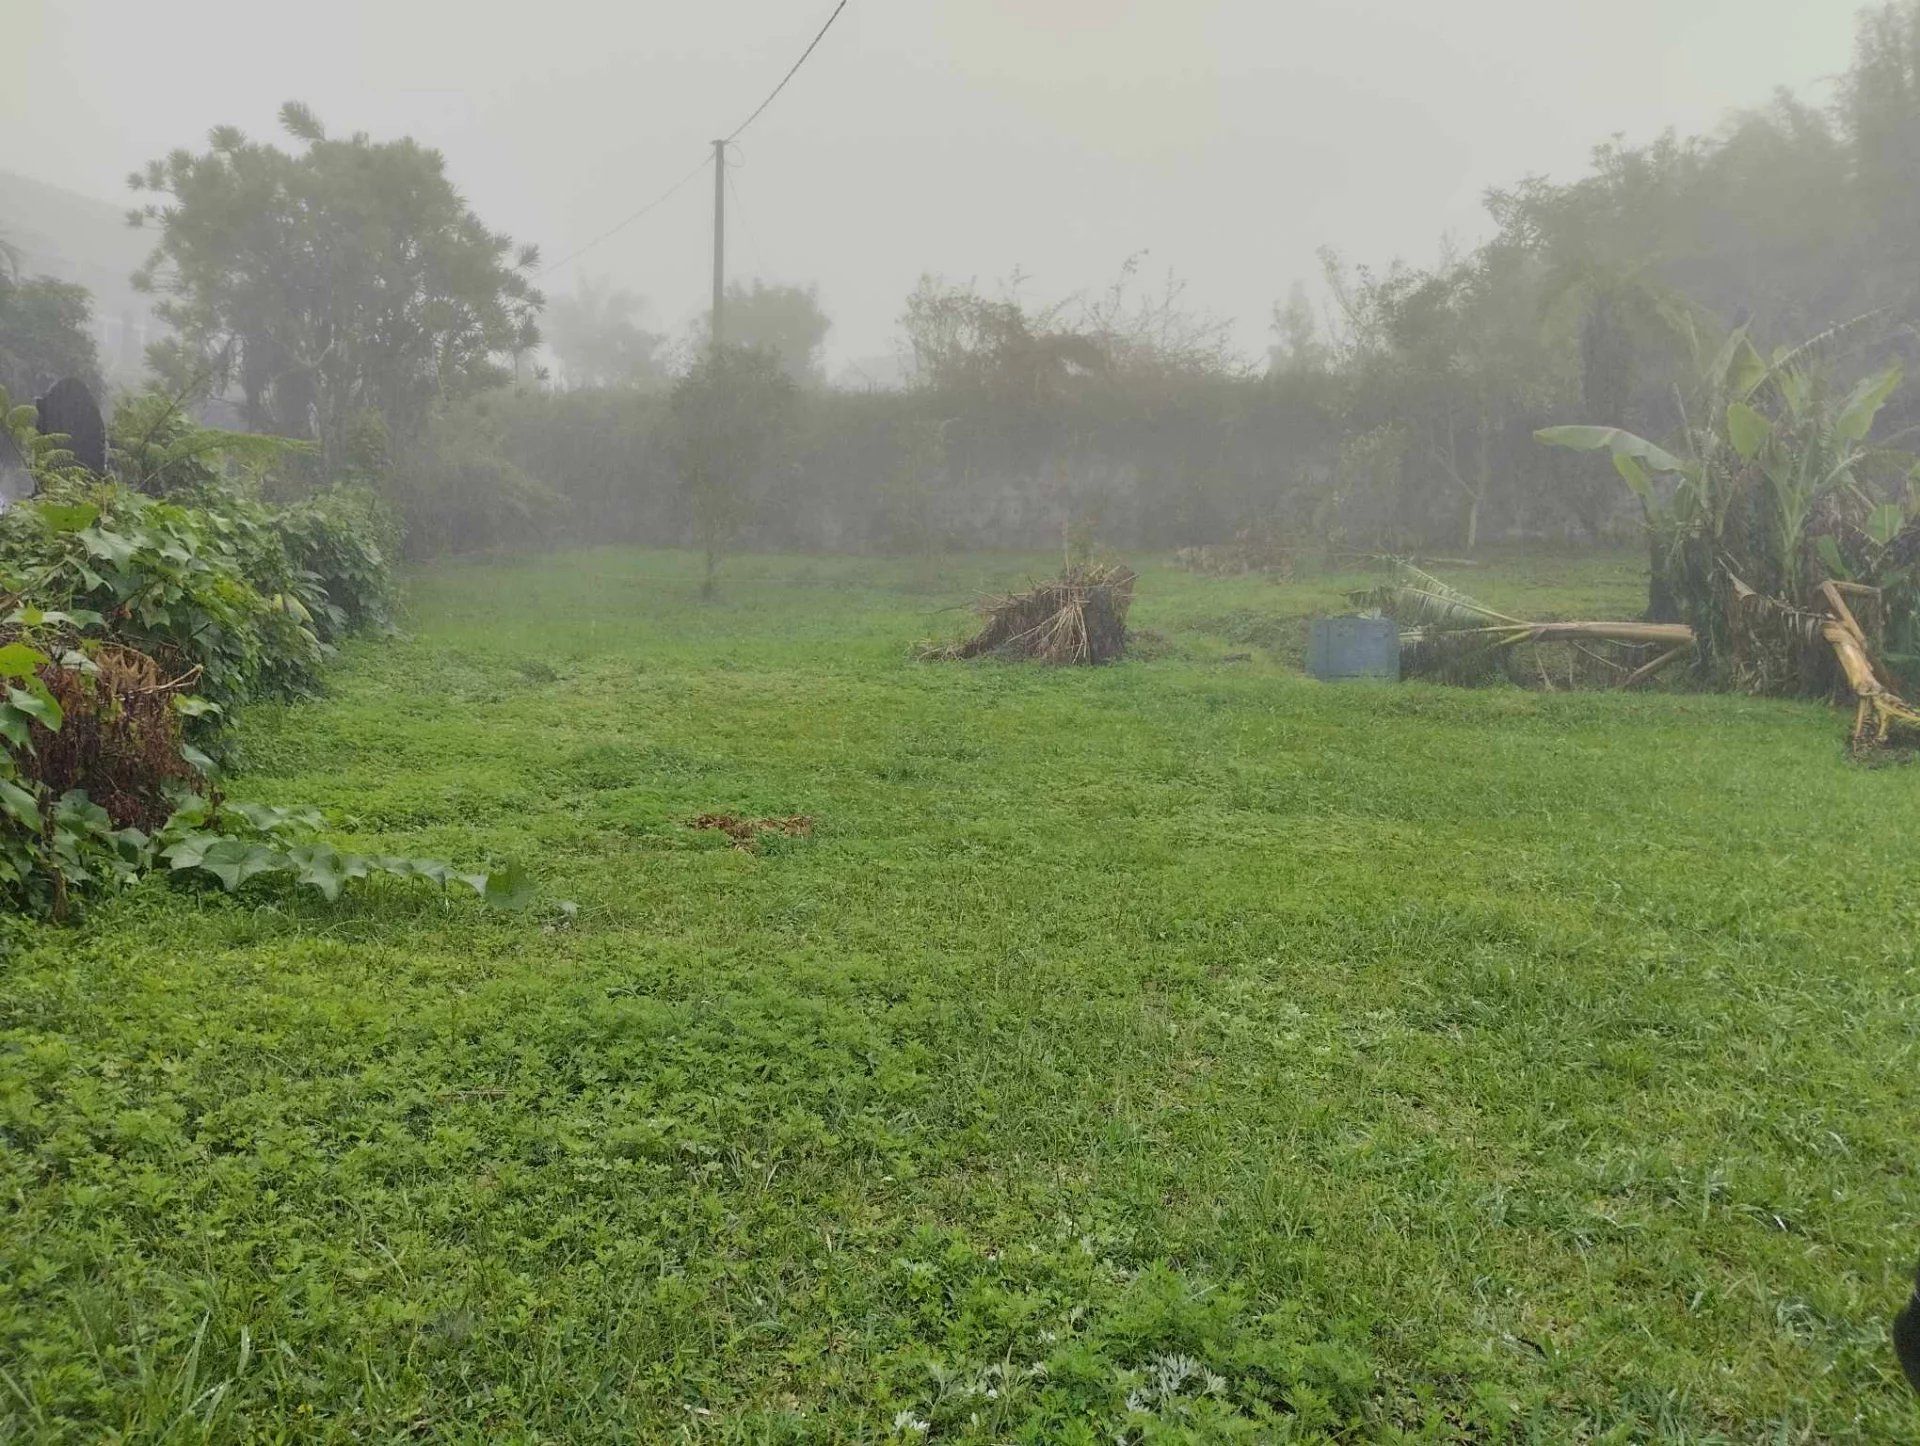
[7,0,1862,371]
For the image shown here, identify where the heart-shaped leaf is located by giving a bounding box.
[481,860,536,912]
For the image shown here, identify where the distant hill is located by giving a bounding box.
[1,169,161,387]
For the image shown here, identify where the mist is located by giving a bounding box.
[10,5,1920,1437]
[7,0,1855,368]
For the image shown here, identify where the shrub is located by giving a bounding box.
[271,485,399,638]
[0,393,512,920]
[0,480,314,717]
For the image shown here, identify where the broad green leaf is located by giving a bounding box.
[1867,502,1906,548]
[287,843,348,901]
[1726,403,1772,460]
[1611,453,1651,502]
[0,642,49,681]
[6,686,61,731]
[1726,335,1769,400]
[171,695,223,719]
[160,798,213,833]
[1815,534,1849,581]
[35,502,99,533]
[1838,364,1903,443]
[375,856,453,886]
[160,832,222,871]
[482,860,536,912]
[53,792,111,832]
[0,778,40,829]
[180,744,220,779]
[226,801,321,835]
[1536,426,1685,473]
[6,607,106,631]
[76,526,139,568]
[192,838,288,892]
[1709,326,1769,400]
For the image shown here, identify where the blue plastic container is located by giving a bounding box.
[1307,615,1400,681]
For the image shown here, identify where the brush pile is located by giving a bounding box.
[1174,521,1295,579]
[927,562,1137,665]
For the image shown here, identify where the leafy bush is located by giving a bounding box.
[270,485,399,638]
[0,479,320,717]
[0,392,514,921]
[1,390,402,717]
[109,392,397,643]
[110,390,314,497]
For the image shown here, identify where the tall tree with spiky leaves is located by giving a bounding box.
[130,102,543,467]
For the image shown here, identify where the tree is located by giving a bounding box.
[1268,283,1327,375]
[899,276,1103,405]
[544,277,666,390]
[1845,2,1920,246]
[666,346,798,596]
[0,271,101,400]
[129,102,542,466]
[710,281,830,385]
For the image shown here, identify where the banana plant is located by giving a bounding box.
[1538,316,1910,613]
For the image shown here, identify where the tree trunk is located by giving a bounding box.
[1645,532,1681,623]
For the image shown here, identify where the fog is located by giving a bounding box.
[7,0,1853,368]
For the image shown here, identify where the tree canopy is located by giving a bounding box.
[712,281,831,385]
[0,264,100,401]
[129,102,542,464]
[544,277,667,391]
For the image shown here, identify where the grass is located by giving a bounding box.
[4,546,1919,1441]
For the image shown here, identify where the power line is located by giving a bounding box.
[540,0,849,280]
[537,154,712,278]
[726,1,849,144]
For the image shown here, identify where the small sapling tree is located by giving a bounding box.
[667,345,798,598]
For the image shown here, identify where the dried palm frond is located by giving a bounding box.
[1767,309,1894,381]
[1356,559,1695,687]
[1352,560,1520,630]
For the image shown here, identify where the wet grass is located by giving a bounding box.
[3,547,1918,1440]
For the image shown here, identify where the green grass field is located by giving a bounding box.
[5,548,1919,1441]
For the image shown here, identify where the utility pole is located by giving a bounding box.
[710,139,726,355]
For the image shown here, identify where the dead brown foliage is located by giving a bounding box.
[687,813,815,850]
[927,562,1137,665]
[26,641,200,830]
[1174,523,1294,579]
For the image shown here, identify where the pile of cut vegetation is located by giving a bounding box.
[927,561,1137,665]
[1173,521,1294,579]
